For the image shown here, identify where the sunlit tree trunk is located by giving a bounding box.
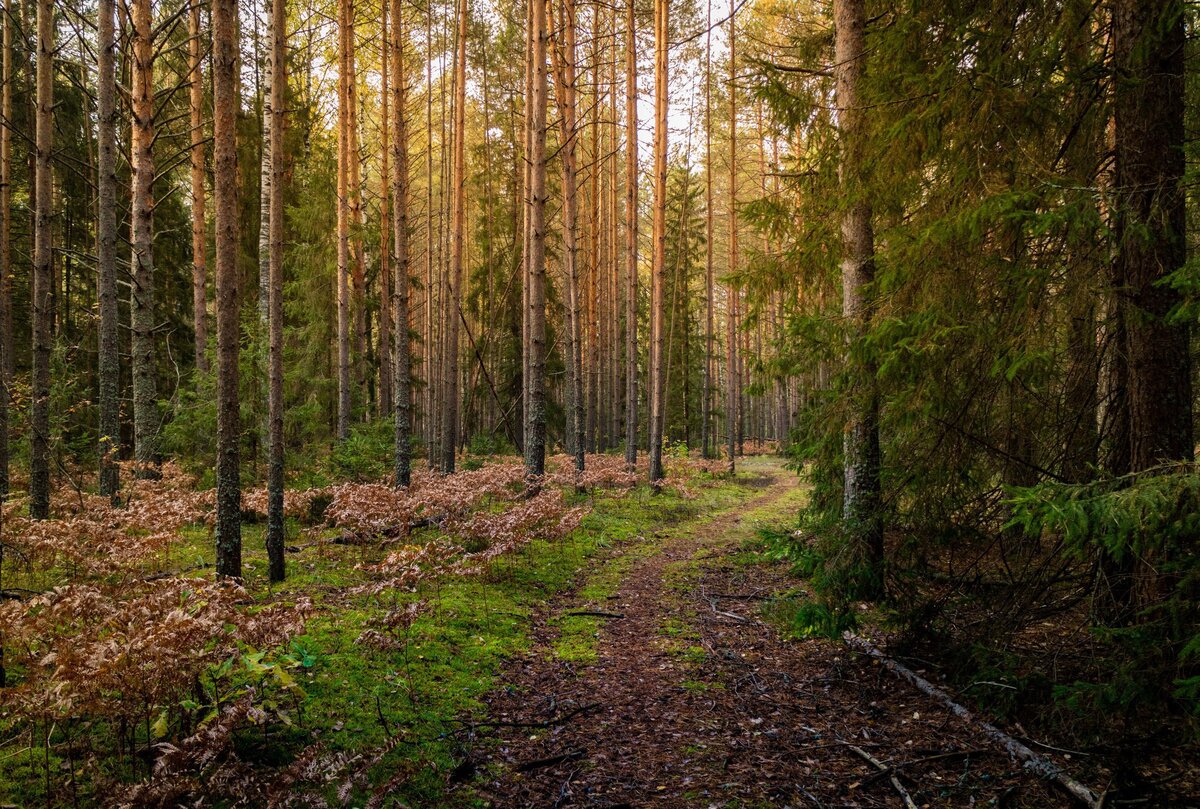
[550,0,585,478]
[336,0,351,440]
[29,0,52,519]
[647,0,667,485]
[189,0,208,375]
[702,3,714,460]
[131,0,158,476]
[524,0,549,484]
[391,0,412,486]
[834,0,884,593]
[378,1,393,417]
[725,0,737,476]
[214,0,243,577]
[266,0,287,583]
[97,0,119,498]
[623,0,638,468]
[442,0,467,473]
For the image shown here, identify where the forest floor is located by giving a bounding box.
[459,457,1086,808]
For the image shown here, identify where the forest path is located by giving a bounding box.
[468,458,1052,808]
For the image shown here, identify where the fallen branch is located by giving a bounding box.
[844,633,1101,809]
[515,748,586,772]
[564,610,625,619]
[466,701,602,730]
[848,744,919,809]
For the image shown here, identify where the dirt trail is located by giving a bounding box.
[469,460,1063,808]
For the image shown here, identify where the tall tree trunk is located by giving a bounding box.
[97,0,119,498]
[1112,0,1192,607]
[391,0,412,486]
[213,0,242,578]
[266,0,286,583]
[336,0,351,440]
[524,0,548,484]
[550,0,584,478]
[1113,0,1191,472]
[29,0,52,519]
[131,0,158,476]
[702,2,713,460]
[348,8,367,412]
[725,0,737,475]
[257,0,272,393]
[834,0,884,593]
[623,0,638,468]
[442,0,467,473]
[190,0,209,374]
[0,0,9,500]
[647,0,667,485]
[378,0,393,417]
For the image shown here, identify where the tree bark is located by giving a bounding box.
[549,0,584,479]
[702,2,713,460]
[190,0,209,374]
[834,0,884,592]
[29,0,52,519]
[646,0,667,485]
[623,0,637,468]
[1112,0,1191,473]
[391,0,412,486]
[725,0,737,476]
[442,0,467,473]
[131,0,158,476]
[266,0,287,583]
[214,0,243,578]
[336,0,352,440]
[378,0,393,417]
[97,0,119,499]
[524,0,549,484]
[0,0,11,500]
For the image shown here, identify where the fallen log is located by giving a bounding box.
[844,633,1101,809]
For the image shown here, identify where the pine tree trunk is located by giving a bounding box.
[189,0,209,374]
[524,0,549,484]
[442,0,467,474]
[725,0,737,476]
[623,0,638,469]
[0,0,10,499]
[266,0,286,583]
[391,0,412,486]
[131,0,158,477]
[550,0,584,478]
[1113,0,1191,473]
[647,0,667,485]
[834,0,884,593]
[29,0,51,519]
[97,0,119,498]
[1112,0,1191,608]
[378,1,393,417]
[701,4,713,460]
[213,0,243,578]
[336,0,351,440]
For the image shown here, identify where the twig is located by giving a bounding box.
[564,610,624,619]
[464,701,602,730]
[847,745,919,809]
[515,747,586,772]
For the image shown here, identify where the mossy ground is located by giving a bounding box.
[0,466,777,807]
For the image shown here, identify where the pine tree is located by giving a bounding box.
[29,0,52,519]
[213,0,242,578]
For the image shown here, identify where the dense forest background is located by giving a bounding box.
[0,0,1198,803]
